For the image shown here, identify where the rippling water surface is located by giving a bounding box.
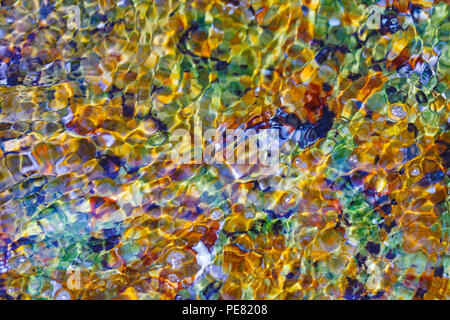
[0,0,448,300]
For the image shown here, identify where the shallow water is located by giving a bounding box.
[0,0,448,300]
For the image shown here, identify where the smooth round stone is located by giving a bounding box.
[389,104,407,119]
[55,290,71,300]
